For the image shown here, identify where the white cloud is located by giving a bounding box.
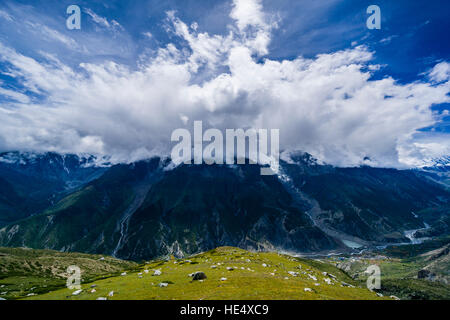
[0,0,448,167]
[428,61,450,83]
[0,9,13,21]
[84,8,124,32]
[0,87,30,103]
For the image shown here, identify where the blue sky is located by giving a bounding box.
[0,0,448,167]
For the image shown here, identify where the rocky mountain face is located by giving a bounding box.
[0,152,449,260]
[0,152,106,226]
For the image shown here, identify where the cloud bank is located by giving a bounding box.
[0,0,449,167]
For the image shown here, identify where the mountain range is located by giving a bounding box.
[0,151,448,261]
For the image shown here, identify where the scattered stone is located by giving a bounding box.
[211,265,217,269]
[284,277,289,280]
[159,282,169,287]
[308,274,317,281]
[288,271,299,277]
[72,290,82,296]
[153,269,162,276]
[314,283,320,286]
[376,293,383,297]
[144,270,149,274]
[324,278,332,285]
[341,282,354,288]
[90,289,96,293]
[220,278,227,281]
[270,273,275,276]
[108,291,114,297]
[262,263,267,267]
[304,288,313,292]
[326,273,337,280]
[120,272,127,276]
[390,295,400,300]
[192,272,207,281]
[241,267,245,270]
[99,257,105,261]
[26,293,37,297]
[96,297,107,300]
[91,284,97,288]
[226,267,234,271]
[138,272,143,276]
[0,297,6,300]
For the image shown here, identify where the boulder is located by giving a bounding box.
[418,269,434,280]
[72,290,82,296]
[153,269,162,276]
[192,272,207,281]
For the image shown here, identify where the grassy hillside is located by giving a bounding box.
[0,247,138,300]
[21,247,386,300]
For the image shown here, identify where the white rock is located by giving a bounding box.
[108,291,114,297]
[96,297,107,300]
[304,288,313,292]
[144,270,149,273]
[72,290,82,296]
[220,278,227,281]
[153,269,162,276]
[90,289,96,293]
[211,265,217,269]
[314,283,320,286]
[262,263,267,267]
[159,282,169,287]
[99,257,105,261]
[121,272,127,276]
[308,274,317,281]
[288,271,299,277]
[324,278,332,285]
